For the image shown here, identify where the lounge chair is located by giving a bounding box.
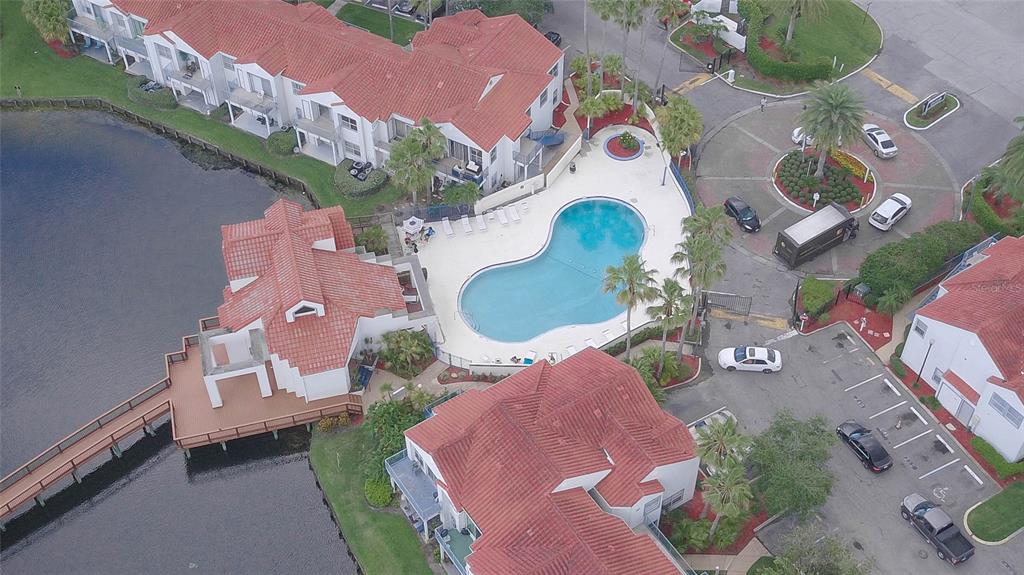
[519,201,529,213]
[497,208,509,226]
[442,217,455,237]
[475,214,488,232]
[524,350,537,365]
[460,215,473,234]
[508,205,521,223]
[585,338,597,348]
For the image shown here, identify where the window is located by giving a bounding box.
[539,90,548,106]
[295,107,302,120]
[291,81,302,94]
[294,305,317,317]
[548,63,558,77]
[990,394,1024,429]
[129,18,144,38]
[526,107,531,118]
[157,44,171,60]
[551,88,559,105]
[470,147,483,166]
[489,147,497,163]
[340,114,358,131]
[249,73,272,96]
[932,368,943,385]
[223,57,235,72]
[914,320,927,337]
[343,141,361,158]
[390,119,413,140]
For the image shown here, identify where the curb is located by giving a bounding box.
[962,494,1024,546]
[769,150,878,215]
[662,357,703,390]
[903,93,961,131]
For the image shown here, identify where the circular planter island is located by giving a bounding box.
[772,149,876,213]
[604,131,645,161]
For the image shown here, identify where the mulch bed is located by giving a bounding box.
[552,98,570,129]
[575,103,654,137]
[606,135,642,159]
[893,365,1020,487]
[982,190,1021,219]
[677,24,719,59]
[437,367,503,385]
[48,40,77,59]
[659,489,768,555]
[774,150,874,212]
[758,36,786,61]
[800,293,893,350]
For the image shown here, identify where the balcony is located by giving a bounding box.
[164,66,212,93]
[116,34,146,56]
[384,450,440,529]
[67,10,114,42]
[228,87,277,115]
[296,116,337,141]
[435,156,486,185]
[435,527,474,575]
[642,521,693,574]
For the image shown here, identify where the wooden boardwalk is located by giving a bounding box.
[1,321,362,522]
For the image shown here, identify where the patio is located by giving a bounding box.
[435,527,474,575]
[231,109,275,138]
[124,57,152,79]
[176,90,216,115]
[385,450,441,539]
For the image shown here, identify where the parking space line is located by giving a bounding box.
[893,429,932,449]
[964,465,984,485]
[823,354,846,365]
[846,347,861,354]
[868,400,907,420]
[844,374,882,392]
[935,434,954,454]
[910,406,928,425]
[688,406,728,427]
[919,458,961,480]
[883,378,902,397]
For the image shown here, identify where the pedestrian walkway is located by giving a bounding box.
[684,538,771,573]
[326,0,347,15]
[875,290,928,360]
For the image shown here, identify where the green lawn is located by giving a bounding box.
[747,555,778,574]
[301,0,335,7]
[337,4,424,46]
[0,1,404,215]
[310,427,433,575]
[765,0,881,74]
[967,483,1024,542]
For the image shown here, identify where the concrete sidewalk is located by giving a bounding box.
[684,538,771,574]
[874,290,929,360]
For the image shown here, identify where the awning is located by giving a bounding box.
[403,216,425,235]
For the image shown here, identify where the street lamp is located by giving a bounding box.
[914,338,936,385]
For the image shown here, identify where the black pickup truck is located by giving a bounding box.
[900,494,975,566]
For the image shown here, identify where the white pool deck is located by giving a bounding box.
[415,125,693,367]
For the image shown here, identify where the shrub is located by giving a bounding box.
[817,312,830,324]
[23,0,71,42]
[356,226,389,255]
[669,518,712,553]
[317,413,350,433]
[334,159,388,198]
[601,324,663,356]
[970,189,1020,236]
[442,181,481,206]
[889,356,906,378]
[895,342,905,356]
[266,129,296,156]
[920,395,941,411]
[712,512,748,549]
[858,220,985,296]
[363,477,394,507]
[618,131,640,150]
[125,76,177,110]
[599,92,624,113]
[379,329,434,378]
[862,293,878,309]
[801,277,838,318]
[971,437,1024,479]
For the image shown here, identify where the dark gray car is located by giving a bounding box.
[901,493,975,566]
[836,420,892,473]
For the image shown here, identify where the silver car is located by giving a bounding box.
[861,124,898,158]
[869,193,912,231]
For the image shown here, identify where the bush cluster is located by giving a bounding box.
[125,77,177,110]
[601,325,663,356]
[858,220,985,296]
[363,477,394,507]
[920,395,941,411]
[970,189,1020,236]
[317,413,350,433]
[801,277,838,319]
[266,129,296,156]
[618,131,640,150]
[739,0,832,82]
[971,437,1024,479]
[889,356,906,378]
[333,159,388,198]
[778,152,861,206]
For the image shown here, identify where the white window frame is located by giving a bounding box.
[931,368,943,385]
[489,147,497,163]
[340,114,358,131]
[539,90,548,106]
[990,394,1024,429]
[156,44,172,60]
[470,147,483,166]
[548,63,558,77]
[343,141,361,158]
[291,81,303,94]
[914,320,927,337]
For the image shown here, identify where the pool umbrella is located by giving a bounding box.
[402,216,425,235]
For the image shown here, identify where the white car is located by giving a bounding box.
[862,124,898,158]
[718,346,783,373]
[791,127,814,147]
[869,193,912,231]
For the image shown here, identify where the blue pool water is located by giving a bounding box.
[460,199,645,342]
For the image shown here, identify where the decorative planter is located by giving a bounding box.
[604,134,644,161]
[904,92,961,131]
[771,149,876,214]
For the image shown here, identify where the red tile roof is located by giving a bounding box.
[918,236,1024,380]
[993,373,1024,404]
[216,200,404,376]
[942,371,980,405]
[111,2,560,149]
[406,348,696,575]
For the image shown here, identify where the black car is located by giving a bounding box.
[723,196,761,232]
[544,31,562,47]
[837,421,892,472]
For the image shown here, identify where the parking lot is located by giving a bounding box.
[665,319,1022,575]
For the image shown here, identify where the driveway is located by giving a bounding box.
[664,320,1022,575]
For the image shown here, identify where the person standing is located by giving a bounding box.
[760,96,768,112]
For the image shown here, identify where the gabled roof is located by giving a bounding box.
[918,236,1024,380]
[216,200,406,376]
[406,348,695,575]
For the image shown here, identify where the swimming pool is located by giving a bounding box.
[459,198,645,342]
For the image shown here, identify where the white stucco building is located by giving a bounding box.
[900,235,1024,462]
[200,199,436,408]
[73,0,564,194]
[387,348,698,574]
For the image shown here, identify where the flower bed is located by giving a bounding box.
[800,294,893,350]
[662,355,701,389]
[774,150,874,212]
[47,39,76,59]
[670,23,721,60]
[905,93,960,129]
[604,131,645,160]
[437,367,503,385]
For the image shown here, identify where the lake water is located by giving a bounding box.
[0,110,357,574]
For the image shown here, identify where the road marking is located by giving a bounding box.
[760,206,788,226]
[672,73,712,95]
[919,458,961,480]
[844,373,883,392]
[733,125,781,154]
[935,434,954,454]
[847,347,861,354]
[883,378,902,397]
[763,329,799,346]
[869,400,908,420]
[893,429,932,449]
[964,465,984,485]
[860,68,919,104]
[822,353,846,364]
[688,406,728,427]
[910,406,928,425]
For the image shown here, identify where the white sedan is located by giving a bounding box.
[862,124,898,158]
[718,346,783,373]
[869,193,912,231]
[791,127,814,146]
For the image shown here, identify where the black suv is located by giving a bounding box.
[723,197,761,232]
[836,420,892,473]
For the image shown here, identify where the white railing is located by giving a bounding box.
[475,173,545,213]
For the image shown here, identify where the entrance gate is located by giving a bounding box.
[700,290,752,316]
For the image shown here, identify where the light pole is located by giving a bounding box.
[914,338,936,385]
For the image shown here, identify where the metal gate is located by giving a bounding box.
[700,290,752,316]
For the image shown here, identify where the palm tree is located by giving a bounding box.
[1002,133,1024,198]
[614,0,644,98]
[696,417,751,471]
[646,278,691,377]
[593,0,620,54]
[393,117,446,204]
[631,0,656,106]
[684,205,734,248]
[702,460,753,540]
[655,96,704,168]
[672,234,726,347]
[602,53,624,93]
[603,254,658,361]
[769,0,828,46]
[799,82,865,178]
[583,0,594,100]
[577,95,607,139]
[23,0,70,42]
[654,0,685,93]
[877,284,911,316]
[387,0,395,42]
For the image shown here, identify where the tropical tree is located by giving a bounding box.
[389,118,446,204]
[799,82,866,178]
[582,0,594,100]
[577,94,608,138]
[603,254,658,361]
[702,460,753,540]
[768,0,828,46]
[614,0,644,98]
[749,410,835,518]
[379,329,435,378]
[671,234,726,347]
[646,278,691,377]
[654,0,685,93]
[356,226,389,254]
[685,205,735,248]
[23,0,71,42]
[655,96,704,168]
[592,0,620,54]
[696,417,752,471]
[630,0,656,106]
[1001,132,1024,198]
[876,283,911,316]
[602,52,624,93]
[764,525,875,575]
[442,181,481,206]
[412,0,441,27]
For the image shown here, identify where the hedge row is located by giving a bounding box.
[858,220,984,296]
[801,277,838,319]
[333,159,389,198]
[738,0,833,83]
[971,436,1024,479]
[970,189,1021,237]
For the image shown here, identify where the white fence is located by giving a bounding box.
[547,133,582,183]
[475,172,545,213]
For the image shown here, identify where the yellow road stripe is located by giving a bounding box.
[672,73,712,95]
[709,308,790,330]
[860,68,918,105]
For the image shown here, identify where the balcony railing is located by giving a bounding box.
[434,527,472,575]
[644,521,693,574]
[116,34,146,56]
[296,116,337,140]
[228,87,277,115]
[67,9,114,41]
[164,66,212,92]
